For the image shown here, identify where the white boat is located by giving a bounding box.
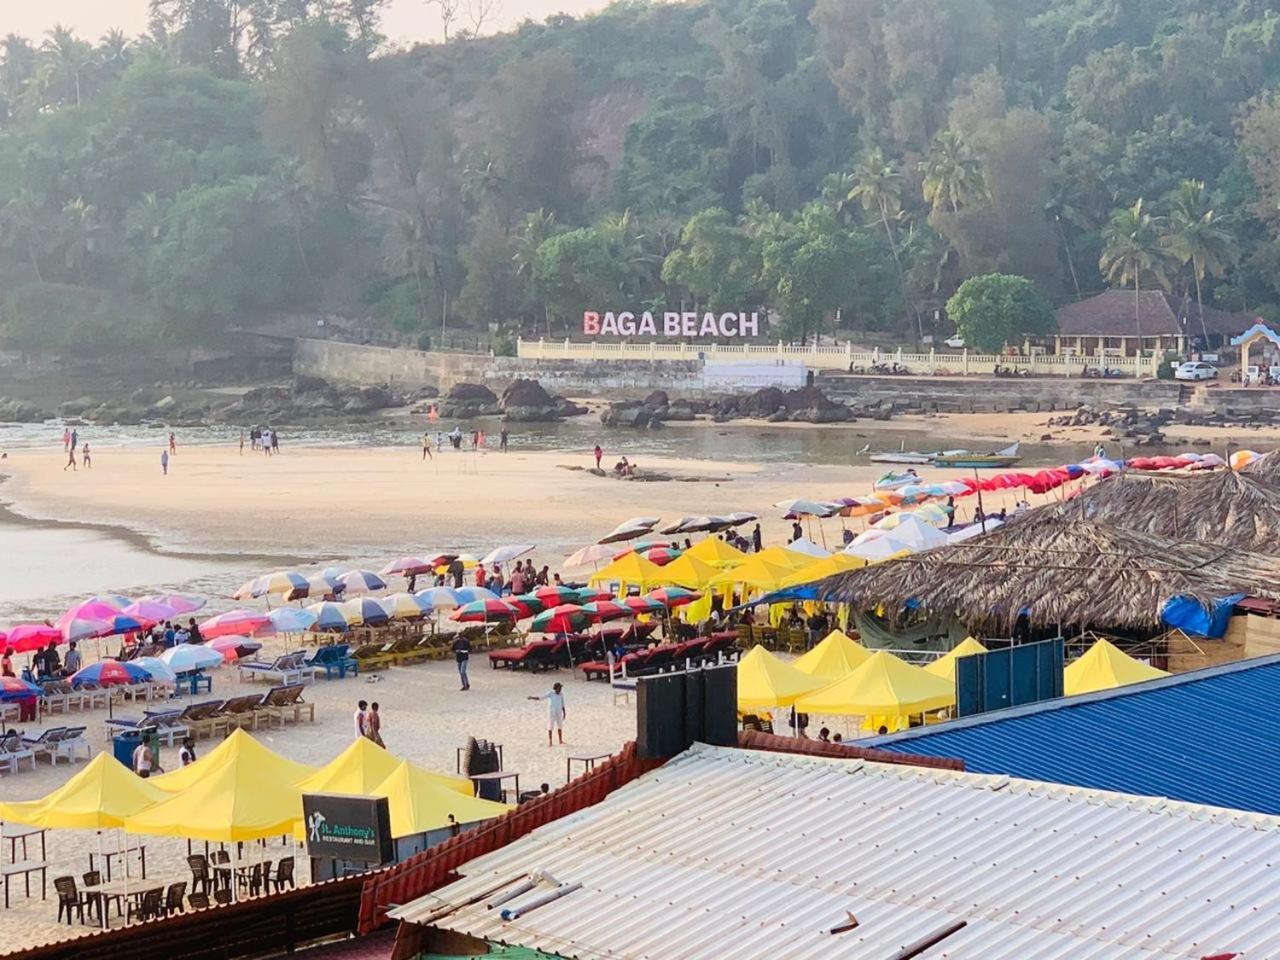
[874,470,922,490]
[868,440,934,465]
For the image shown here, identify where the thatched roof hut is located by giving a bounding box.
[809,514,1280,632]
[1243,449,1280,485]
[1046,467,1280,550]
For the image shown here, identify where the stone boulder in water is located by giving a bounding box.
[439,382,500,418]
[500,378,560,422]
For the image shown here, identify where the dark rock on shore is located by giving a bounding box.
[439,382,500,418]
[554,396,589,417]
[0,397,47,422]
[601,401,652,428]
[501,378,560,422]
[711,385,853,423]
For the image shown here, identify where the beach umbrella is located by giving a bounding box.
[86,595,132,610]
[532,585,581,605]
[132,656,178,684]
[208,635,263,661]
[530,604,590,634]
[506,594,547,618]
[573,588,614,603]
[579,600,635,623]
[141,593,206,614]
[723,511,758,526]
[785,538,830,559]
[268,607,319,633]
[621,596,666,615]
[0,676,43,700]
[340,597,391,627]
[660,517,701,535]
[122,600,179,625]
[598,517,660,544]
[451,598,519,623]
[774,498,840,519]
[231,578,260,601]
[641,546,683,566]
[481,544,535,566]
[70,660,151,688]
[256,570,313,597]
[160,645,224,673]
[335,570,387,595]
[282,573,344,602]
[380,556,435,577]
[57,615,116,642]
[645,587,702,608]
[57,600,121,625]
[684,537,748,568]
[563,543,617,568]
[200,609,272,639]
[453,586,500,604]
[6,624,62,653]
[380,592,430,620]
[415,587,462,611]
[304,601,355,632]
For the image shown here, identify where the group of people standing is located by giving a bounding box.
[61,427,90,471]
[474,558,551,595]
[245,425,280,455]
[352,700,386,747]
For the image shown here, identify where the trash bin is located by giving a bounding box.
[111,728,155,770]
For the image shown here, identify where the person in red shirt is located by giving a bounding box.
[593,444,603,469]
[475,563,487,588]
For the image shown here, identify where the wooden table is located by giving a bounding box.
[468,770,520,803]
[2,860,47,908]
[90,843,147,882]
[83,876,170,928]
[3,824,47,864]
[566,752,612,782]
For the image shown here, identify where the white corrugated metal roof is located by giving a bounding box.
[390,744,1280,959]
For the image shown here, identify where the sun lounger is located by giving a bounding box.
[256,685,314,725]
[0,733,35,773]
[174,700,231,740]
[305,644,359,680]
[489,639,557,670]
[109,710,189,746]
[608,654,637,705]
[22,727,67,762]
[52,726,91,764]
[237,653,315,686]
[39,681,87,715]
[220,695,268,731]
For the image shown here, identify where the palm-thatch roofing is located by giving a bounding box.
[1045,466,1280,550]
[1244,449,1280,486]
[807,512,1280,632]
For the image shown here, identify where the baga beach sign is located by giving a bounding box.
[583,309,762,338]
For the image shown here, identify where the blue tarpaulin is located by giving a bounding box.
[1160,593,1244,639]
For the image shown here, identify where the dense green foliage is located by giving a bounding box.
[5,0,1280,348]
[946,274,1055,353]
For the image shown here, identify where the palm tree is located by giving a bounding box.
[60,197,104,282]
[0,34,37,123]
[740,197,786,242]
[513,209,558,334]
[1099,199,1176,349]
[382,211,434,325]
[847,148,923,340]
[919,131,984,215]
[1164,180,1237,345]
[264,163,317,283]
[1045,188,1090,300]
[97,29,132,79]
[39,25,91,108]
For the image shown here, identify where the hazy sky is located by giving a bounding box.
[2,0,617,45]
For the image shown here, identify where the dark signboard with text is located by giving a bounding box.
[302,793,394,864]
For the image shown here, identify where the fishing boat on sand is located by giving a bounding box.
[932,442,1022,469]
[869,440,935,465]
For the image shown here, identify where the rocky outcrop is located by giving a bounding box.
[554,396,589,417]
[601,401,653,428]
[0,397,48,422]
[438,382,500,418]
[710,385,853,424]
[500,378,560,421]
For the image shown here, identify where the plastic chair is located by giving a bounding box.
[163,881,187,916]
[54,876,85,925]
[127,887,164,923]
[186,854,212,895]
[272,856,295,891]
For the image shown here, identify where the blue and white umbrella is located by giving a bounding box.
[453,586,499,604]
[304,601,353,632]
[268,607,319,633]
[335,570,387,595]
[340,597,390,627]
[159,645,224,673]
[415,587,462,611]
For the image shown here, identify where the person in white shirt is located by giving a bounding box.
[178,737,196,767]
[528,682,566,746]
[353,700,368,739]
[133,733,157,778]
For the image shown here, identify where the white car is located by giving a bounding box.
[944,336,965,349]
[1174,361,1218,381]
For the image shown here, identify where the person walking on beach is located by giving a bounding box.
[500,428,509,452]
[452,634,471,690]
[81,443,91,469]
[366,702,385,747]
[168,432,176,455]
[70,428,78,452]
[179,737,197,766]
[160,449,169,475]
[271,429,280,454]
[353,700,368,739]
[133,733,157,778]
[62,428,71,453]
[593,444,603,469]
[751,523,762,552]
[64,445,78,471]
[422,432,432,461]
[529,682,566,746]
[239,432,245,455]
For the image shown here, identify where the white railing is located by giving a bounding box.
[516,338,1159,378]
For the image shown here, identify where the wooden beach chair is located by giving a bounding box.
[352,642,399,671]
[258,685,314,725]
[177,701,232,740]
[220,694,268,731]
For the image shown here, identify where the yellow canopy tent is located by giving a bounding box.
[0,753,169,829]
[795,650,956,732]
[125,734,309,842]
[656,553,721,589]
[708,555,801,591]
[782,554,868,588]
[371,761,511,838]
[1064,638,1168,696]
[923,637,989,683]
[150,728,316,793]
[754,546,810,569]
[792,630,872,681]
[296,738,472,797]
[587,551,666,592]
[737,645,828,711]
[684,537,748,568]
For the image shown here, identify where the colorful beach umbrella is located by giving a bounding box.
[506,594,547,618]
[453,586,499,604]
[6,624,62,653]
[336,570,387,595]
[70,660,151,688]
[533,585,581,605]
[573,588,614,603]
[199,609,272,639]
[621,595,666,615]
[159,645,224,673]
[268,607,319,633]
[132,656,178,684]
[380,593,430,620]
[451,598,519,623]
[579,600,634,623]
[122,600,179,625]
[141,594,206,614]
[481,544,535,566]
[208,635,263,662]
[645,587,702,608]
[304,602,355,632]
[563,543,618,568]
[282,573,344,602]
[380,556,435,577]
[598,517,661,544]
[415,587,462,611]
[254,570,312,597]
[86,595,132,610]
[0,676,43,700]
[340,596,391,627]
[641,546,683,566]
[530,604,589,634]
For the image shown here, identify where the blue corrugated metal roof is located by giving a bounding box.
[870,653,1280,814]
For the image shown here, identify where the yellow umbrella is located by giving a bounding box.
[792,630,872,681]
[708,555,800,591]
[297,738,472,797]
[125,734,308,842]
[1064,638,1168,696]
[737,645,828,711]
[587,551,667,591]
[371,761,511,838]
[0,753,169,829]
[782,553,868,588]
[656,553,721,589]
[684,537,749,568]
[150,728,316,793]
[754,545,809,569]
[796,651,955,723]
[924,637,989,683]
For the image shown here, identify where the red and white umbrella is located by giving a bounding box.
[198,609,272,639]
[579,600,634,623]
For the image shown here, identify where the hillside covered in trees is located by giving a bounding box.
[4,0,1280,350]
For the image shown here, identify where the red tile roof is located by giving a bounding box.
[1055,289,1259,337]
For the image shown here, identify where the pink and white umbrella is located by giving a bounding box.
[141,594,206,615]
[198,609,272,639]
[380,556,435,577]
[122,600,179,625]
[208,634,263,661]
